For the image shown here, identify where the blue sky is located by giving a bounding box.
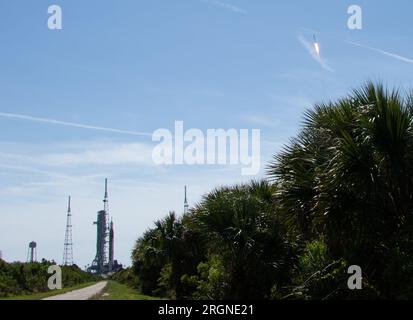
[1,0,413,268]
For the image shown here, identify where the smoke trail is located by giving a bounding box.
[348,41,413,64]
[0,112,152,137]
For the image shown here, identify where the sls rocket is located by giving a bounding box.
[109,219,114,272]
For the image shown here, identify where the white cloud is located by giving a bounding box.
[0,141,156,168]
[242,115,280,127]
[268,94,313,110]
[39,143,155,167]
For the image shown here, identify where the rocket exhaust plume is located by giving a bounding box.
[313,35,320,56]
[297,33,333,72]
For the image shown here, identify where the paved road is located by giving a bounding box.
[43,281,107,300]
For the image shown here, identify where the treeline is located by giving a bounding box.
[0,259,99,298]
[120,83,413,300]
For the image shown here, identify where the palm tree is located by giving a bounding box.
[132,227,166,295]
[133,212,206,299]
[191,180,295,299]
[268,82,413,298]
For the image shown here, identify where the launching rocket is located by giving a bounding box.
[313,34,320,56]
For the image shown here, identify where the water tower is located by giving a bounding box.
[27,241,37,263]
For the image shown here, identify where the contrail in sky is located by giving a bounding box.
[0,112,152,137]
[347,41,413,64]
[201,0,246,14]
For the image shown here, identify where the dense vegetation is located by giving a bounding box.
[125,83,413,300]
[0,259,99,298]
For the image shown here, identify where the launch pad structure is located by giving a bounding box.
[87,179,122,275]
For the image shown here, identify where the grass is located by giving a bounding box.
[0,282,98,300]
[93,280,162,300]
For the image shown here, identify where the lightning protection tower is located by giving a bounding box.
[184,186,189,215]
[63,196,74,266]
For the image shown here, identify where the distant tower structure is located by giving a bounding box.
[184,186,189,215]
[27,241,37,263]
[63,196,74,266]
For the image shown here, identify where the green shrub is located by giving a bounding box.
[0,260,99,298]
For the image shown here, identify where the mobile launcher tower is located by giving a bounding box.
[87,179,122,275]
